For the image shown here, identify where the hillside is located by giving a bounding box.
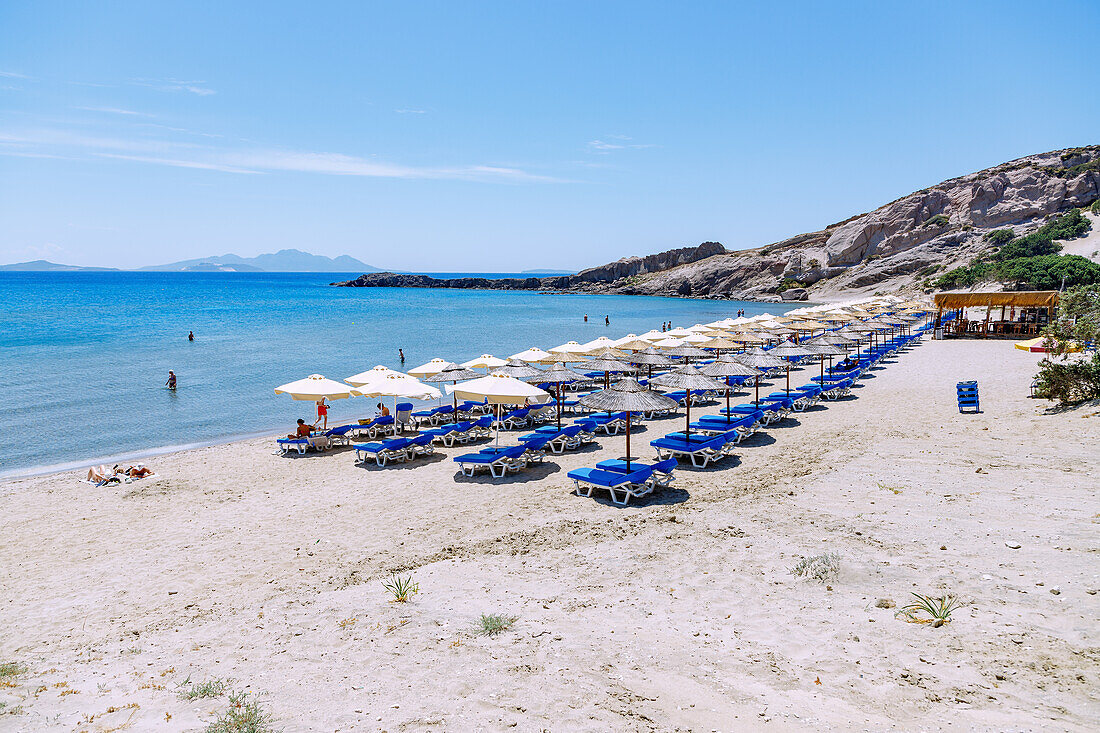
[0,260,118,272]
[140,249,380,272]
[336,146,1100,300]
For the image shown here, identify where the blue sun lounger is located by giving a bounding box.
[596,457,678,492]
[412,405,454,427]
[420,420,474,446]
[575,411,629,435]
[651,429,737,468]
[277,437,312,455]
[568,465,655,506]
[354,437,412,466]
[454,444,530,478]
[691,412,761,442]
[356,415,395,438]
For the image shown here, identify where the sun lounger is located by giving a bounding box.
[575,411,628,435]
[691,412,761,442]
[394,403,414,431]
[496,408,531,430]
[354,437,413,466]
[420,420,475,446]
[406,433,436,458]
[318,424,358,446]
[568,465,655,505]
[356,415,396,438]
[412,404,454,427]
[650,429,737,468]
[596,457,678,492]
[454,444,530,478]
[277,437,312,455]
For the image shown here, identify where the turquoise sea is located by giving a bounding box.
[0,272,797,477]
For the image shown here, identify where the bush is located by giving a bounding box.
[776,277,804,293]
[995,234,1062,260]
[996,254,1100,290]
[933,261,995,289]
[1091,199,1100,215]
[1042,208,1091,240]
[984,229,1014,245]
[790,553,840,583]
[1034,352,1100,404]
[924,214,950,227]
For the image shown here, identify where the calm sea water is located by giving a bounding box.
[0,272,796,477]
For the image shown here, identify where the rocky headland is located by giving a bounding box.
[335,146,1100,300]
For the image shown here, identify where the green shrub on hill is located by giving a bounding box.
[996,254,1100,290]
[924,214,949,227]
[1091,199,1100,215]
[984,229,1014,245]
[995,234,1062,260]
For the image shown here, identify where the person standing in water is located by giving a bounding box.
[188,331,194,341]
[398,348,405,364]
[584,314,588,323]
[166,370,176,390]
[604,315,609,326]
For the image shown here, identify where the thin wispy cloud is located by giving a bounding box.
[75,106,153,117]
[132,77,216,96]
[586,136,656,154]
[0,127,564,183]
[395,108,427,114]
[0,70,31,79]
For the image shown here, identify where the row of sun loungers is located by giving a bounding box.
[353,433,435,466]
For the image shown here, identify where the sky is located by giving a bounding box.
[2,1,1099,271]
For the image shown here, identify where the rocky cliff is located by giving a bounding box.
[335,146,1100,300]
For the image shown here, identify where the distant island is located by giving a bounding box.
[0,249,382,273]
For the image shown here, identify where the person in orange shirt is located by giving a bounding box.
[376,402,390,418]
[316,398,329,429]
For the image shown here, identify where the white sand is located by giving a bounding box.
[1,339,1097,731]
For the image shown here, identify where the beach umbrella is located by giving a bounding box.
[638,330,666,342]
[540,351,589,364]
[424,362,485,414]
[461,354,507,371]
[614,338,656,351]
[665,327,694,337]
[549,340,590,355]
[524,362,588,429]
[611,333,640,347]
[649,365,726,439]
[680,333,712,345]
[578,378,678,472]
[407,358,450,378]
[275,374,361,401]
[803,342,848,380]
[345,364,407,387]
[580,336,618,353]
[653,337,685,349]
[583,353,636,390]
[699,335,741,356]
[686,324,712,333]
[357,373,442,435]
[698,357,763,422]
[1013,336,1081,353]
[664,344,712,363]
[509,346,558,364]
[767,343,817,395]
[448,374,551,446]
[734,350,788,407]
[629,347,676,379]
[491,358,546,380]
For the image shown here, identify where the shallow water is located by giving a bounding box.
[0,272,795,476]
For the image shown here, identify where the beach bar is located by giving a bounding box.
[933,291,1059,338]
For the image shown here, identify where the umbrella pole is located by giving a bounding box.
[625,412,632,472]
[755,375,760,409]
[452,381,458,416]
[556,386,562,430]
[820,355,824,381]
[725,382,732,423]
[495,403,501,448]
[685,389,691,439]
[785,362,791,396]
[393,396,399,436]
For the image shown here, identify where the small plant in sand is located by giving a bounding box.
[790,553,841,583]
[0,662,25,689]
[180,677,232,700]
[476,613,517,636]
[382,574,419,603]
[205,690,275,733]
[895,593,966,627]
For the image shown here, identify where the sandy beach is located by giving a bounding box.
[2,337,1097,731]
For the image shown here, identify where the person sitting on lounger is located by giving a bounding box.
[288,418,312,439]
[376,403,390,418]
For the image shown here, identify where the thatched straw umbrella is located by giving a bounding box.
[583,353,636,389]
[802,342,848,381]
[578,378,678,471]
[524,362,589,429]
[629,347,675,379]
[733,350,788,407]
[423,362,486,415]
[664,344,712,363]
[698,356,764,422]
[765,343,818,396]
[649,365,727,438]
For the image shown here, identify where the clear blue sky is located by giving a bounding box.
[2,1,1098,270]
